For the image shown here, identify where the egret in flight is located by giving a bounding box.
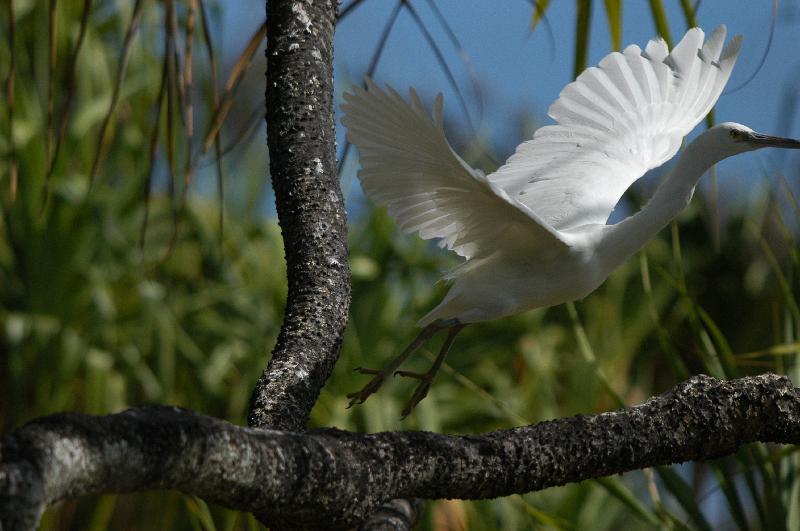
[341,25,800,416]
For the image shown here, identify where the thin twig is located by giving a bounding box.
[197,0,226,249]
[336,0,402,175]
[161,0,180,263]
[45,0,58,179]
[724,0,777,95]
[140,53,170,250]
[46,0,92,195]
[182,0,196,196]
[88,0,145,188]
[201,21,267,155]
[423,0,484,125]
[402,0,476,133]
[5,0,17,200]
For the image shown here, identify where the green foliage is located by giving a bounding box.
[1,1,799,530]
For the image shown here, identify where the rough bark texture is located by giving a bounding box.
[3,374,800,530]
[248,0,348,433]
[251,2,417,527]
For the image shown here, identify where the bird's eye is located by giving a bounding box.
[729,129,742,140]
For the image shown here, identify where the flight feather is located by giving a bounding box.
[488,25,742,230]
[341,78,566,261]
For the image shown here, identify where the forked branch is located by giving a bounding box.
[248,0,349,433]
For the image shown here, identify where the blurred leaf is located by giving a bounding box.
[648,0,672,47]
[595,477,659,527]
[696,307,738,378]
[603,0,622,50]
[530,0,551,31]
[574,0,592,80]
[87,495,118,531]
[709,463,751,531]
[657,467,712,531]
[185,496,219,531]
[678,0,698,28]
[350,254,380,281]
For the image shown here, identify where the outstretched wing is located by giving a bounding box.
[488,25,742,230]
[341,79,567,260]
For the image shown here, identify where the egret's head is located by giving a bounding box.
[703,122,800,160]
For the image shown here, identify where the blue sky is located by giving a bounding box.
[223,1,800,212]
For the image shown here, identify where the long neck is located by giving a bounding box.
[598,136,720,269]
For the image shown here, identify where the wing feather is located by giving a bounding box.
[341,81,567,261]
[488,25,741,230]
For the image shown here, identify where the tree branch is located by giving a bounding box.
[3,374,799,530]
[255,2,418,526]
[249,0,348,433]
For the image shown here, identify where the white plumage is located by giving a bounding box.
[341,25,800,415]
[493,27,739,230]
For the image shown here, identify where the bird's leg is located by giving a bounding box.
[396,323,466,418]
[346,319,458,409]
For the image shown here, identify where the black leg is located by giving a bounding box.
[398,324,466,418]
[346,320,457,408]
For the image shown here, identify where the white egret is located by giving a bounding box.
[341,25,800,416]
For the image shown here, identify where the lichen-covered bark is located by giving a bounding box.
[3,374,800,530]
[249,0,348,432]
[253,3,417,527]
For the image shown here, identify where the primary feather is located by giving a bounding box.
[489,26,741,230]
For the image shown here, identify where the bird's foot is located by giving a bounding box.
[346,367,391,407]
[346,320,465,415]
[394,369,437,419]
